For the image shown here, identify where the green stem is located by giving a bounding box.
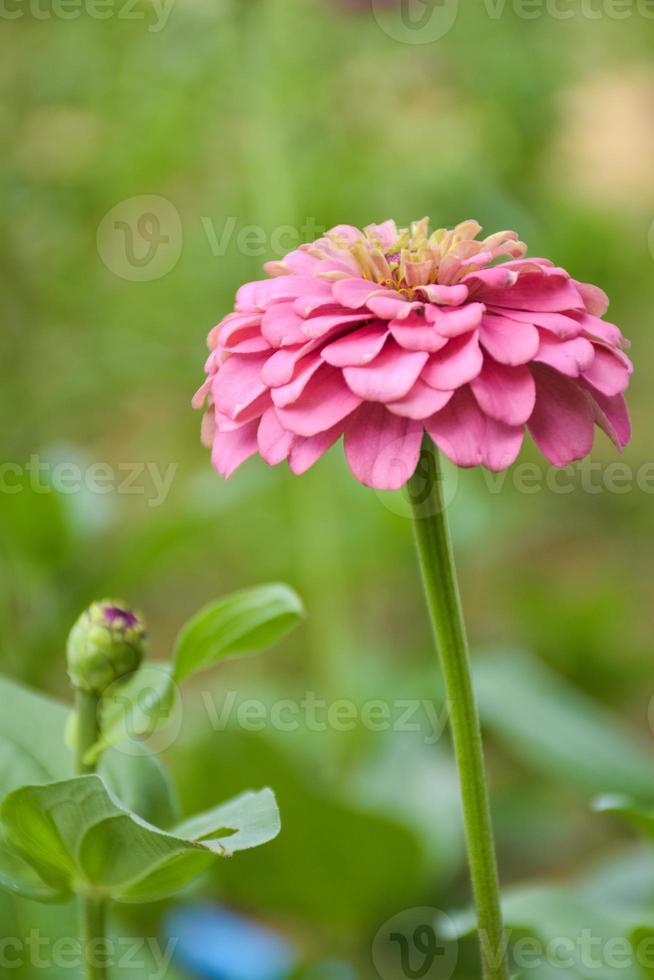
[408,441,508,980]
[74,690,109,980]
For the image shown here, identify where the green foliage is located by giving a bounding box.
[449,850,654,979]
[79,583,303,765]
[0,674,176,827]
[594,795,654,841]
[172,583,305,683]
[474,651,654,800]
[0,775,279,905]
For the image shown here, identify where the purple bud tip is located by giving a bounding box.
[103,605,139,628]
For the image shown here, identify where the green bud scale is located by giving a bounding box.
[67,600,147,696]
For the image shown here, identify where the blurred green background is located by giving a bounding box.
[1,0,654,977]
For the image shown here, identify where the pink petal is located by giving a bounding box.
[474,272,584,312]
[211,421,259,478]
[200,410,215,447]
[365,219,398,247]
[387,380,453,420]
[192,378,211,410]
[463,266,518,293]
[261,347,305,387]
[270,353,323,408]
[390,314,448,353]
[225,331,271,354]
[257,409,294,465]
[479,314,540,366]
[344,403,422,490]
[470,360,536,426]
[575,280,609,316]
[231,390,271,425]
[321,323,389,367]
[426,387,523,471]
[264,248,320,276]
[275,366,362,436]
[534,334,595,377]
[492,309,583,340]
[332,278,391,309]
[260,303,306,347]
[366,295,422,320]
[289,423,344,475]
[527,364,595,466]
[413,283,469,305]
[572,312,626,349]
[427,302,485,337]
[343,341,428,402]
[582,346,631,396]
[236,276,328,312]
[300,311,371,340]
[293,295,340,318]
[213,312,262,349]
[580,382,631,451]
[421,332,483,390]
[213,353,268,419]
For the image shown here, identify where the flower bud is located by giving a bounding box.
[66,600,147,695]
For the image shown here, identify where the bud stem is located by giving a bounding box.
[74,689,109,980]
[75,690,100,776]
[408,440,508,980]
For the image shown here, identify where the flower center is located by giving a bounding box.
[323,218,526,295]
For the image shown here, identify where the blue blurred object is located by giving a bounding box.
[164,904,297,980]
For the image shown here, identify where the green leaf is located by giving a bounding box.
[0,674,177,829]
[82,662,176,766]
[593,794,654,840]
[172,583,304,683]
[0,775,280,904]
[446,848,654,979]
[0,835,66,904]
[473,651,654,799]
[173,787,280,853]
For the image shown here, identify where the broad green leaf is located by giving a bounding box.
[0,775,280,904]
[173,787,280,853]
[447,848,654,979]
[0,673,177,829]
[0,835,66,903]
[170,726,426,931]
[173,584,304,683]
[593,795,654,840]
[474,651,654,799]
[0,676,71,795]
[82,662,176,766]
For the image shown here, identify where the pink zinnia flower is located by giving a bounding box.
[195,219,632,490]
